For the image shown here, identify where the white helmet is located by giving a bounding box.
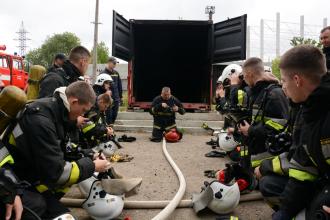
[53,214,76,220]
[82,180,124,220]
[93,141,118,157]
[95,74,113,86]
[192,181,240,215]
[208,181,240,214]
[217,64,242,84]
[79,175,98,198]
[217,132,239,152]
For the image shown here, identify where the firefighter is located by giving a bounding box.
[101,57,123,125]
[4,81,111,219]
[81,93,114,148]
[269,45,330,220]
[255,99,301,210]
[47,53,66,73]
[320,26,330,72]
[93,73,113,97]
[0,142,24,220]
[38,46,91,98]
[238,57,289,170]
[150,87,185,142]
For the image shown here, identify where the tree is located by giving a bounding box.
[90,41,110,64]
[271,57,281,79]
[26,32,81,67]
[290,37,322,49]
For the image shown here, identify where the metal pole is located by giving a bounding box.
[247,25,250,58]
[276,13,280,57]
[92,0,99,84]
[260,19,264,60]
[324,18,328,27]
[300,15,304,38]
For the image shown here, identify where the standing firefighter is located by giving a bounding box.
[101,57,122,125]
[150,87,185,142]
[320,26,330,72]
[38,46,91,98]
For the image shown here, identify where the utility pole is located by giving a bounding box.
[92,0,101,83]
[14,21,30,56]
[205,6,215,21]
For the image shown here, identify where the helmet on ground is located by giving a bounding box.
[95,74,113,86]
[217,132,238,152]
[217,64,242,84]
[93,140,118,157]
[53,214,76,220]
[208,181,240,214]
[82,180,124,220]
[164,129,182,142]
[192,181,240,214]
[78,176,98,198]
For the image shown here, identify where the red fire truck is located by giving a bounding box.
[0,45,28,90]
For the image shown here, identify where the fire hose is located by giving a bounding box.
[61,138,264,216]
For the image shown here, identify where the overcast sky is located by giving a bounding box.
[0,0,329,60]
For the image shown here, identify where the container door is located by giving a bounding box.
[213,14,247,63]
[112,10,131,61]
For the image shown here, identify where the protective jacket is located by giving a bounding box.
[150,96,185,130]
[4,92,95,194]
[277,74,330,218]
[247,80,289,168]
[38,60,81,98]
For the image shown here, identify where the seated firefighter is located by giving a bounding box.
[3,81,111,219]
[81,93,114,148]
[150,87,185,142]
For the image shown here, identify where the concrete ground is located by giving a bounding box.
[66,132,273,220]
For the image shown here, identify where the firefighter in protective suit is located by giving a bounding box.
[237,58,289,170]
[4,82,112,219]
[150,87,185,142]
[269,46,330,220]
[81,93,113,148]
[255,100,300,210]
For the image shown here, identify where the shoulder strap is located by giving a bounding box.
[252,83,279,124]
[309,113,330,178]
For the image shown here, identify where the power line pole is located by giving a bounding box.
[92,0,101,83]
[14,21,30,56]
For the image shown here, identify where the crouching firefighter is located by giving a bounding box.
[3,82,112,219]
[150,87,185,142]
[219,64,251,162]
[237,57,289,171]
[271,46,330,220]
[256,100,301,211]
[81,93,114,148]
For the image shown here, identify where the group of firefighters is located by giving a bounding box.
[202,26,330,220]
[0,24,330,220]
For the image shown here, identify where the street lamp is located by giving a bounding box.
[205,6,215,21]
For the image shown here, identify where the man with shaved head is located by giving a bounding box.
[150,87,185,142]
